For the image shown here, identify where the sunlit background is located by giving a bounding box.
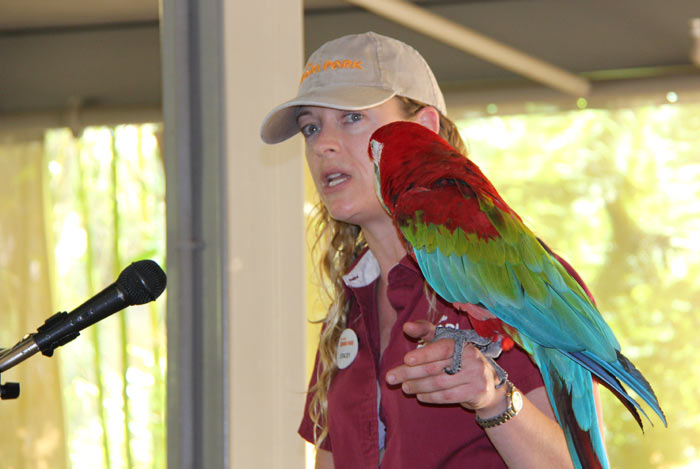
[457,102,700,468]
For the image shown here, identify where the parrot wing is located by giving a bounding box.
[396,181,617,358]
[397,180,663,417]
[395,182,666,469]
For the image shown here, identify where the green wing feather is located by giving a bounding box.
[400,190,620,360]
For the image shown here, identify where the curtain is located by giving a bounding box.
[0,124,166,469]
[0,136,67,469]
[45,125,166,469]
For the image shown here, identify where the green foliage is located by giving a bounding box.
[458,103,700,468]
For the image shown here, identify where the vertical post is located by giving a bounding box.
[162,0,306,467]
[222,0,306,467]
[161,0,227,468]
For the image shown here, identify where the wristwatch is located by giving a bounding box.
[475,380,523,429]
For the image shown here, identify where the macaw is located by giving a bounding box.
[368,121,666,469]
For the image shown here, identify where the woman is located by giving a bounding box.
[260,32,582,468]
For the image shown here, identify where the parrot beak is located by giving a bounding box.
[369,138,391,215]
[370,139,383,167]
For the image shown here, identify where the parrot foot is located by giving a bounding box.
[433,326,509,388]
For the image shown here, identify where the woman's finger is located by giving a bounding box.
[385,357,453,385]
[402,320,436,341]
[402,338,456,366]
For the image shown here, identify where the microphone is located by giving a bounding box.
[0,259,167,373]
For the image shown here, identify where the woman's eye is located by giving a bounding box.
[300,123,319,137]
[345,112,363,123]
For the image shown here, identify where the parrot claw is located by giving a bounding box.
[433,326,509,387]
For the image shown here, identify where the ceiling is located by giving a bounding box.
[1,0,699,116]
[306,0,700,84]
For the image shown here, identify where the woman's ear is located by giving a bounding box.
[414,106,441,133]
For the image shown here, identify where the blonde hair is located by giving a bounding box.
[307,96,468,447]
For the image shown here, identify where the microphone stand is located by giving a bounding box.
[0,376,19,399]
[0,310,72,401]
[0,348,20,400]
[0,310,78,401]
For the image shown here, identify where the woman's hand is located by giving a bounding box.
[385,320,507,416]
[313,323,571,469]
[385,320,576,468]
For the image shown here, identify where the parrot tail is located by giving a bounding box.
[569,349,667,429]
[531,344,609,469]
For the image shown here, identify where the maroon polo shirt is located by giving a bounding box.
[299,250,548,468]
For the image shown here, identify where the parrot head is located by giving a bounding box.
[369,121,458,216]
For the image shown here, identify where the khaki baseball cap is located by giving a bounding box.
[260,31,446,144]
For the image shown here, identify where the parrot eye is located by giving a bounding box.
[370,139,383,164]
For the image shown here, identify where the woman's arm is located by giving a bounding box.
[386,320,576,469]
[479,386,573,468]
[315,448,334,469]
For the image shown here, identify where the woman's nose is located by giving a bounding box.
[313,125,341,157]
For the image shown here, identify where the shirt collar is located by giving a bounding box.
[342,249,421,288]
[342,249,381,288]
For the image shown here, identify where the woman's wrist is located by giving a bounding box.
[460,384,509,418]
[472,383,509,419]
[474,380,525,429]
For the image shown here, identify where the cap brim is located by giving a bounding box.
[260,86,396,144]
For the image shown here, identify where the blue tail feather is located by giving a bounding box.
[574,350,666,427]
[531,343,609,469]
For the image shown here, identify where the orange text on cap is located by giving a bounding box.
[300,59,363,84]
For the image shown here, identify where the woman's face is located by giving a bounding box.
[298,98,407,227]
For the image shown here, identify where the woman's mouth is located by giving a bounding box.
[326,172,350,187]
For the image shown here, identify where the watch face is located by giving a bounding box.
[512,390,524,412]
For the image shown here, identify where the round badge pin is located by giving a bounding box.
[336,328,359,369]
